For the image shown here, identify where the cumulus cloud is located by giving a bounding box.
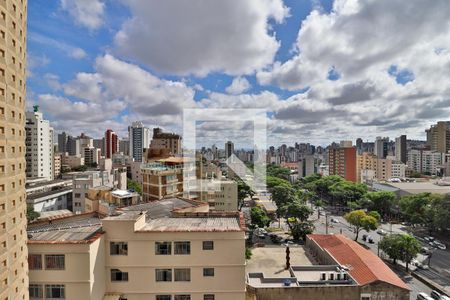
[114,0,289,76]
[60,0,105,30]
[225,77,251,95]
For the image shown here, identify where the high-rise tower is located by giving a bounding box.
[0,0,29,299]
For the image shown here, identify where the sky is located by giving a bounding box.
[27,0,450,148]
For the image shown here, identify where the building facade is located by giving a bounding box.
[328,146,357,182]
[407,149,444,175]
[27,199,246,300]
[395,135,407,164]
[25,107,54,180]
[426,121,450,153]
[128,121,150,162]
[105,129,119,159]
[374,136,389,159]
[0,0,29,299]
[150,128,182,156]
[141,162,183,201]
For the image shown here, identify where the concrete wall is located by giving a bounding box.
[246,285,360,300]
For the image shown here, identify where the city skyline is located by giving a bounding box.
[26,0,450,146]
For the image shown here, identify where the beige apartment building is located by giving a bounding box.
[426,121,450,153]
[149,128,182,156]
[357,152,406,183]
[197,180,238,212]
[141,162,184,201]
[27,198,246,300]
[0,0,29,299]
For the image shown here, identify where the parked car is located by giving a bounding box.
[330,218,339,223]
[417,292,434,300]
[424,236,435,242]
[377,229,387,235]
[368,236,375,244]
[416,263,430,270]
[430,290,441,300]
[434,242,446,250]
[362,234,368,241]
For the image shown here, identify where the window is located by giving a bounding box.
[110,242,128,255]
[156,296,171,300]
[174,241,190,255]
[203,268,214,277]
[28,254,42,270]
[45,255,65,270]
[111,269,129,282]
[202,241,214,250]
[155,242,171,255]
[204,295,215,300]
[174,268,191,282]
[29,284,43,299]
[174,296,190,300]
[45,284,65,299]
[155,269,172,282]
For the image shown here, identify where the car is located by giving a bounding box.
[377,229,387,235]
[416,263,430,270]
[362,234,368,241]
[368,236,375,244]
[434,242,446,250]
[420,247,431,254]
[430,290,441,300]
[424,236,435,242]
[330,218,339,223]
[417,292,434,300]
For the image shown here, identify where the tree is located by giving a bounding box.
[267,164,291,180]
[280,200,312,224]
[329,181,367,207]
[291,221,315,241]
[250,207,270,228]
[363,191,396,220]
[267,176,292,189]
[344,210,378,241]
[379,234,420,272]
[379,234,403,264]
[368,210,381,222]
[272,185,296,208]
[127,179,142,195]
[27,206,40,222]
[430,194,450,232]
[399,193,437,228]
[236,179,255,210]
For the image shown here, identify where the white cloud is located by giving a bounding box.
[70,48,87,59]
[225,77,251,95]
[114,0,289,76]
[29,32,87,60]
[60,0,105,30]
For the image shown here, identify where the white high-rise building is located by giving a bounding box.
[25,106,54,180]
[128,121,151,162]
[375,136,389,159]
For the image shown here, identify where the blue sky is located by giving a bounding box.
[27,0,450,147]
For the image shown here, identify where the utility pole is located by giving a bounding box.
[325,213,329,234]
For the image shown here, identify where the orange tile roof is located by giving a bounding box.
[308,234,410,290]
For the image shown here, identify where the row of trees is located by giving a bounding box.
[379,234,421,271]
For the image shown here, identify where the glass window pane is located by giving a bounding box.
[155,269,172,282]
[45,255,65,270]
[174,268,191,281]
[174,241,190,255]
[155,242,172,255]
[202,241,214,250]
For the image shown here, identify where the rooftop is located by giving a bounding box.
[28,214,102,243]
[308,234,409,290]
[384,181,450,195]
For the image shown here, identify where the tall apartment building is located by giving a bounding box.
[395,135,407,163]
[374,136,389,159]
[57,131,68,153]
[25,106,54,180]
[298,155,319,178]
[27,199,246,300]
[93,137,105,156]
[426,121,450,153]
[119,138,130,156]
[225,141,234,159]
[66,135,80,156]
[328,146,357,182]
[407,149,444,175]
[0,0,29,299]
[105,129,119,159]
[128,121,150,162]
[357,153,406,183]
[84,147,100,166]
[150,128,182,156]
[54,153,61,179]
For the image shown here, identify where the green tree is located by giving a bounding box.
[399,193,438,228]
[344,210,378,241]
[329,181,367,207]
[236,179,255,210]
[280,200,313,230]
[380,234,420,271]
[267,164,291,180]
[363,191,396,220]
[272,185,296,208]
[245,247,252,259]
[27,206,40,222]
[127,179,142,195]
[250,207,271,228]
[266,176,292,189]
[368,210,381,222]
[430,194,450,232]
[291,221,315,241]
